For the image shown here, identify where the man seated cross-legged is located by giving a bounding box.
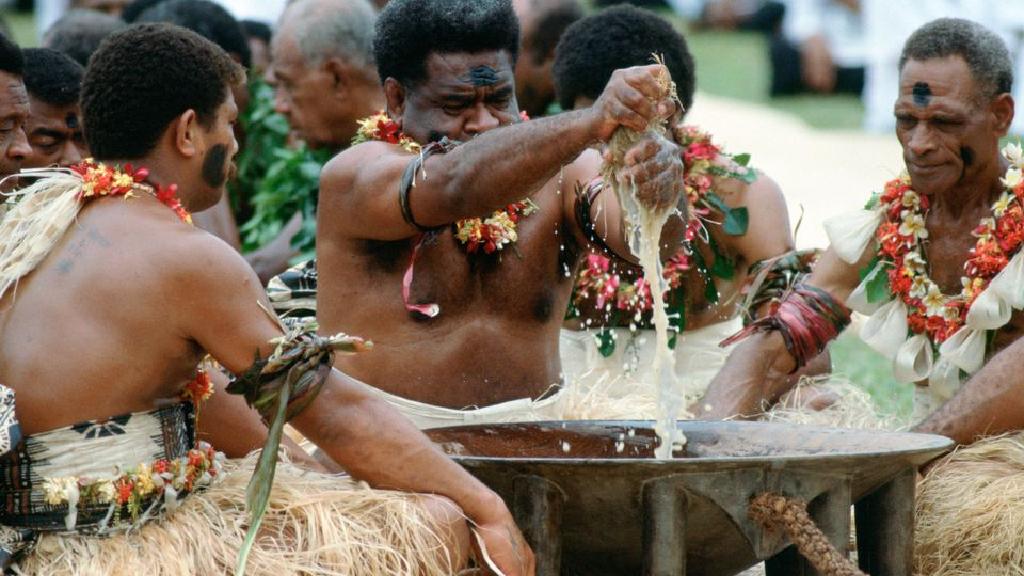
[0,23,532,576]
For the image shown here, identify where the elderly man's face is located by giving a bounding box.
[0,72,31,179]
[269,31,340,149]
[24,98,86,169]
[395,51,520,144]
[895,56,1010,196]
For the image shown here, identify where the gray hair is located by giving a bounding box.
[900,18,1013,101]
[43,9,128,68]
[279,0,377,68]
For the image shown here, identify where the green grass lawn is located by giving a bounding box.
[1,9,36,47]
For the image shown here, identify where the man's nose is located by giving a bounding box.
[59,139,83,166]
[7,126,30,160]
[464,103,500,136]
[907,124,936,157]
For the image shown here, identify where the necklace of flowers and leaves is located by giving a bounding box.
[354,111,539,255]
[72,159,192,224]
[863,165,1024,347]
[566,126,756,356]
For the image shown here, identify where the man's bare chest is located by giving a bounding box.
[361,211,577,321]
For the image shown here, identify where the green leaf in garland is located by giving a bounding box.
[691,249,720,304]
[704,192,749,236]
[860,258,893,304]
[863,193,881,210]
[733,153,751,167]
[595,328,616,357]
[708,237,736,280]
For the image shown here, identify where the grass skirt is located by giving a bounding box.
[12,453,456,576]
[915,432,1024,576]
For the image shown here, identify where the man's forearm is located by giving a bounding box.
[416,110,599,226]
[292,374,502,522]
[694,331,797,419]
[916,340,1024,445]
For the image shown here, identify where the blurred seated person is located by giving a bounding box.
[770,0,865,96]
[668,0,785,33]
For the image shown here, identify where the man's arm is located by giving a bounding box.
[321,65,676,243]
[693,245,868,418]
[915,337,1024,445]
[175,233,532,575]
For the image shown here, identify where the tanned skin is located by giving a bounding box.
[0,70,31,179]
[695,55,1022,424]
[0,88,531,574]
[317,51,686,409]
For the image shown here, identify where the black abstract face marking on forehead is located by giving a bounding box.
[912,82,932,107]
[960,145,975,167]
[65,113,78,130]
[465,65,499,87]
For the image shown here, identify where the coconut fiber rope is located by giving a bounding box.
[749,493,866,576]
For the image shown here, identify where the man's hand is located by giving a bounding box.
[587,65,677,142]
[471,496,535,576]
[617,133,686,214]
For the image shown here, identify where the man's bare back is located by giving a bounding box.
[0,197,216,434]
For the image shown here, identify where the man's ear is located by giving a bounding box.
[172,109,201,159]
[324,57,350,99]
[384,77,407,123]
[992,93,1015,136]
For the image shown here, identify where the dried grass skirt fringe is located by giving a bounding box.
[13,453,456,576]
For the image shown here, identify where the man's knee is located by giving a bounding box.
[418,495,472,571]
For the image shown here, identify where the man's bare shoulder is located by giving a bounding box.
[322,141,411,196]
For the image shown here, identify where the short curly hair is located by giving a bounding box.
[137,0,252,69]
[374,0,519,87]
[22,48,84,106]
[553,5,695,113]
[900,18,1012,103]
[81,23,244,160]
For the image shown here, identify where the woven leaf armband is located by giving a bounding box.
[227,321,371,424]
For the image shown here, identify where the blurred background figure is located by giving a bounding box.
[666,0,784,32]
[20,47,85,167]
[239,18,271,76]
[511,0,583,117]
[41,8,124,65]
[269,0,381,151]
[769,0,865,96]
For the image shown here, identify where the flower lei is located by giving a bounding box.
[568,127,756,353]
[353,111,538,255]
[42,441,224,529]
[871,159,1024,345]
[72,159,192,224]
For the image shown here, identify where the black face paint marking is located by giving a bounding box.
[960,146,975,167]
[912,82,932,107]
[65,113,78,130]
[465,65,498,87]
[201,144,229,188]
[427,130,446,143]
